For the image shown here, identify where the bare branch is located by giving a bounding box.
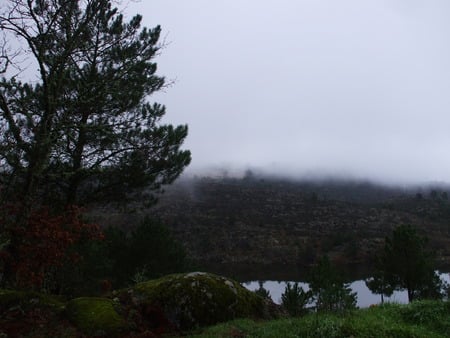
[0,91,29,153]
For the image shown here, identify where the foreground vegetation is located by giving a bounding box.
[2,279,450,337]
[0,272,278,337]
[189,300,450,338]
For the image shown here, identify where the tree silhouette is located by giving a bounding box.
[0,0,190,209]
[376,225,442,302]
[0,0,190,289]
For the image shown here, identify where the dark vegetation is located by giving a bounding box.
[0,0,198,335]
[0,0,449,336]
[367,224,445,303]
[48,217,190,296]
[151,175,450,278]
[0,0,190,291]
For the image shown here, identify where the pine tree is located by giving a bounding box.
[0,0,190,289]
[376,225,443,302]
[0,0,191,208]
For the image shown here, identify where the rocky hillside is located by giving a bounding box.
[149,176,450,278]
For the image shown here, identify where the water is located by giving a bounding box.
[243,272,450,308]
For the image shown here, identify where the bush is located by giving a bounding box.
[254,281,271,301]
[51,216,189,295]
[281,282,312,316]
[308,256,357,313]
[0,205,103,292]
[85,217,188,288]
[100,217,188,288]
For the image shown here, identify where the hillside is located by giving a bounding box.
[148,176,450,279]
[92,175,450,280]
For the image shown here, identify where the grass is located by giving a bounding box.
[187,300,450,338]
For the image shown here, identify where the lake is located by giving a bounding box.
[242,272,450,308]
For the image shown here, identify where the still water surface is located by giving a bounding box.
[243,272,450,308]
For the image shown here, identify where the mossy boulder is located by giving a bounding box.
[66,297,127,336]
[120,272,280,330]
[0,289,65,310]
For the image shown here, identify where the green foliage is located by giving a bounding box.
[105,217,188,287]
[2,287,450,337]
[0,0,191,208]
[400,300,450,333]
[310,316,343,338]
[128,217,187,276]
[254,281,271,301]
[281,282,312,316]
[365,270,395,304]
[0,0,190,293]
[53,237,113,296]
[188,301,450,338]
[46,216,188,295]
[377,225,442,302]
[307,256,357,313]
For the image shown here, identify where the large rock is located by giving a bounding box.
[0,272,281,335]
[119,271,280,330]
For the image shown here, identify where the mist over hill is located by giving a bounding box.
[167,169,450,204]
[145,174,450,280]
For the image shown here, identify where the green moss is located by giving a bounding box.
[66,297,127,336]
[0,288,65,311]
[126,272,277,330]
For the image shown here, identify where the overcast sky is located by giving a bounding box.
[125,0,450,184]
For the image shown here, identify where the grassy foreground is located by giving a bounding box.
[187,300,450,338]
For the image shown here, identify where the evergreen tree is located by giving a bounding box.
[0,0,190,289]
[281,282,312,316]
[365,268,395,304]
[377,225,443,302]
[0,0,191,208]
[307,256,357,312]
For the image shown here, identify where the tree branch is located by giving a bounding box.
[0,92,29,153]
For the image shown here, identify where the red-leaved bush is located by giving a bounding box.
[0,205,103,290]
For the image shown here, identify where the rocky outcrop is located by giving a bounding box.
[117,272,281,331]
[0,272,281,336]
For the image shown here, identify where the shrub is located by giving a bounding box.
[308,256,357,313]
[281,282,312,316]
[254,281,271,301]
[101,217,188,288]
[0,205,103,292]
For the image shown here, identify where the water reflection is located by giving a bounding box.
[243,272,450,308]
